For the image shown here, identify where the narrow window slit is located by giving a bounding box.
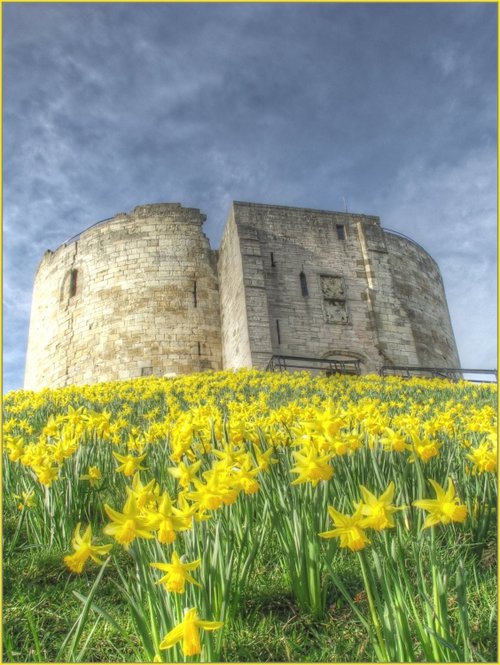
[270,252,276,267]
[193,280,197,307]
[300,271,309,297]
[276,319,281,345]
[69,269,78,297]
[197,342,201,356]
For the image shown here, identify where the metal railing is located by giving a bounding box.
[60,216,115,248]
[379,366,497,383]
[266,355,361,375]
[265,356,497,383]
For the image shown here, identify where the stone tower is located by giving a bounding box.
[24,201,460,390]
[24,204,222,389]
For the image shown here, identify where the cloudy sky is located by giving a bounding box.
[3,2,497,393]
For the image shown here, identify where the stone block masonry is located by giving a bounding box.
[24,201,460,390]
[25,204,222,389]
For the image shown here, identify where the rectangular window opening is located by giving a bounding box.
[69,269,78,297]
[336,225,345,240]
[300,271,309,297]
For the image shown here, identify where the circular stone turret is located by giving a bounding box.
[24,204,222,390]
[384,230,460,368]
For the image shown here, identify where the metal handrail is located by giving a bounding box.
[265,356,497,383]
[382,227,433,258]
[379,365,497,382]
[59,216,115,248]
[266,355,361,375]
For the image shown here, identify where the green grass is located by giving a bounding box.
[3,544,138,663]
[4,517,496,662]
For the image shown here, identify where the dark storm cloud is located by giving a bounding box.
[3,3,497,391]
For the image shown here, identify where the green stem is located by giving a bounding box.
[357,549,387,661]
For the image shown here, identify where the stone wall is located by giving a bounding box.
[227,202,459,372]
[217,208,253,369]
[385,231,461,367]
[229,203,392,371]
[355,220,420,367]
[24,204,222,390]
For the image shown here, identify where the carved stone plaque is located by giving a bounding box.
[321,275,348,324]
[320,275,345,299]
[324,300,348,323]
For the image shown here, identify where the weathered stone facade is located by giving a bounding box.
[24,201,460,390]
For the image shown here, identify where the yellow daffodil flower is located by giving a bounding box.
[80,466,102,486]
[167,460,202,489]
[50,431,79,462]
[409,432,441,462]
[146,491,193,544]
[252,445,278,471]
[5,435,25,462]
[15,489,35,511]
[186,470,237,513]
[319,503,370,551]
[467,441,496,473]
[378,428,407,453]
[290,446,333,486]
[34,463,60,487]
[64,523,112,574]
[159,607,223,656]
[355,482,405,530]
[112,451,147,476]
[232,459,260,495]
[150,551,202,592]
[64,404,89,427]
[413,478,467,528]
[104,490,154,548]
[87,411,113,440]
[130,473,159,509]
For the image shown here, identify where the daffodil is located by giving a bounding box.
[319,503,370,551]
[185,470,237,513]
[15,489,35,511]
[167,460,202,489]
[378,428,407,453]
[252,445,278,471]
[50,431,79,462]
[112,451,147,476]
[130,472,159,509]
[232,459,260,495]
[409,432,441,462]
[413,478,467,528]
[64,523,112,574]
[80,466,102,486]
[34,463,60,487]
[87,411,113,440]
[355,482,405,530]
[146,491,193,544]
[159,607,223,656]
[5,435,25,462]
[467,441,496,473]
[104,489,154,548]
[150,551,201,593]
[64,404,89,427]
[290,446,334,486]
